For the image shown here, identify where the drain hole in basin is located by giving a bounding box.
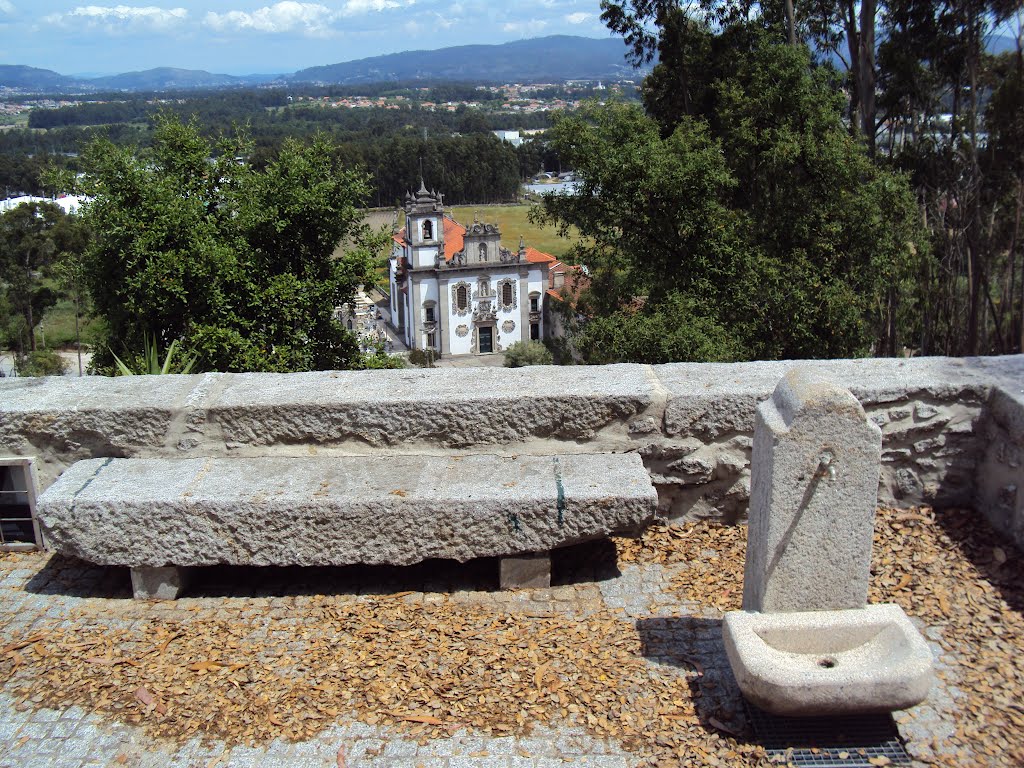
[818,658,837,669]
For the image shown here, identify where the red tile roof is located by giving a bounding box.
[443,215,464,262]
[524,246,557,264]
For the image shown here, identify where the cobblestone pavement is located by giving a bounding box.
[0,534,971,768]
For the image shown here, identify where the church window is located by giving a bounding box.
[531,323,540,340]
[426,332,436,348]
[455,284,468,310]
[424,304,435,322]
[478,243,488,262]
[530,293,540,312]
[422,220,433,240]
[502,282,514,307]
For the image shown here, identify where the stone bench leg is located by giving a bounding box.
[130,566,189,600]
[500,552,551,589]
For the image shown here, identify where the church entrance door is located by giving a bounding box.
[478,326,493,353]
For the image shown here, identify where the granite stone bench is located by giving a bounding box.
[36,453,658,599]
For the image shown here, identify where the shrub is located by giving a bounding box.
[504,341,553,367]
[15,350,68,377]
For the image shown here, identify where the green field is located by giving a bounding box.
[447,204,578,259]
[37,297,97,350]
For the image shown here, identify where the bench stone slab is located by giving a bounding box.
[37,454,657,568]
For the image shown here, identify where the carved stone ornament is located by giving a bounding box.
[502,320,516,333]
[455,324,469,337]
[451,281,471,317]
[474,301,497,324]
[497,278,518,312]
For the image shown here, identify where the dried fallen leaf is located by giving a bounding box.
[134,686,167,715]
[336,745,347,767]
[0,633,47,654]
[534,662,550,690]
[707,716,741,737]
[386,711,444,725]
[157,632,182,655]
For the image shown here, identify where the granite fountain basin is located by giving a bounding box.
[723,604,933,716]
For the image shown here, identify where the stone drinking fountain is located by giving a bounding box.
[723,367,933,716]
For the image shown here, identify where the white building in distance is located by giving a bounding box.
[388,183,554,356]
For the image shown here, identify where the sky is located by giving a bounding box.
[0,0,613,76]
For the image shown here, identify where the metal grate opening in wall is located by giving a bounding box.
[0,458,42,551]
[745,701,913,767]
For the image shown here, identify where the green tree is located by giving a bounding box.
[73,114,379,373]
[533,24,925,362]
[0,201,81,354]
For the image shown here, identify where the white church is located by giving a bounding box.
[388,183,555,357]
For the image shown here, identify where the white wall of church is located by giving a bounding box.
[388,257,401,329]
[442,276,473,355]
[528,267,546,338]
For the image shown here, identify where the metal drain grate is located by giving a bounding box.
[745,702,912,767]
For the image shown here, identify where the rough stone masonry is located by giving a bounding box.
[2,356,1024,548]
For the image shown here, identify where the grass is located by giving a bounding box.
[447,203,579,259]
[36,297,97,350]
[0,112,30,129]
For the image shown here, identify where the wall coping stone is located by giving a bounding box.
[3,355,1023,544]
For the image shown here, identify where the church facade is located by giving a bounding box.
[388,184,554,356]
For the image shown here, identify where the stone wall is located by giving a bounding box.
[2,355,1023,546]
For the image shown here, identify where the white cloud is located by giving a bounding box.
[204,0,404,36]
[205,2,336,35]
[502,19,547,35]
[564,12,589,25]
[340,0,401,14]
[44,5,188,31]
[0,1,15,15]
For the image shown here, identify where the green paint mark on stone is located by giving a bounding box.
[553,457,565,527]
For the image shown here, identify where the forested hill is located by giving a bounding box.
[88,68,250,91]
[0,65,79,91]
[1,36,638,93]
[290,36,638,84]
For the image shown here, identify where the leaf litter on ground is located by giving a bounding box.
[0,506,1021,766]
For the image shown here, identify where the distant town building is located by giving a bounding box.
[388,182,555,356]
[0,195,87,214]
[492,130,523,147]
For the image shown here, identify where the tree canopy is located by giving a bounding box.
[533,22,925,362]
[592,0,1024,358]
[0,201,86,356]
[73,114,382,373]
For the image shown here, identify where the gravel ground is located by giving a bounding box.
[0,506,1021,767]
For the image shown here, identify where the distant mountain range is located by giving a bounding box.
[2,32,1016,94]
[290,36,638,85]
[0,36,639,94]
